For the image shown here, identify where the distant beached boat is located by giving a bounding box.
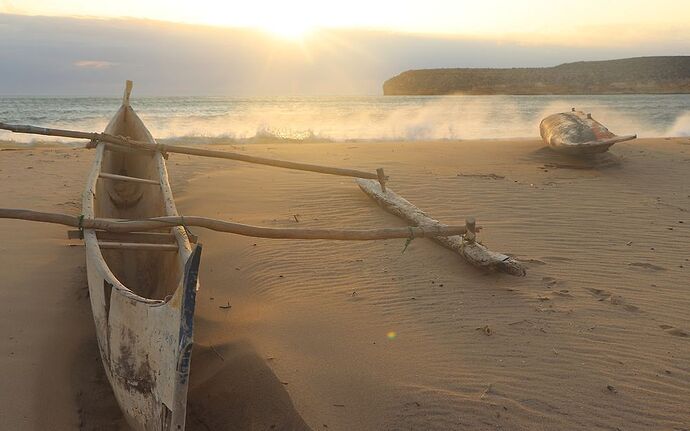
[539,109,636,155]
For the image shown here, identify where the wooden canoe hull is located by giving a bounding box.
[82,86,199,430]
[539,110,636,155]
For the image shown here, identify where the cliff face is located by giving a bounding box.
[383,56,690,95]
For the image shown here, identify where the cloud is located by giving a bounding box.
[0,13,688,96]
[74,60,117,69]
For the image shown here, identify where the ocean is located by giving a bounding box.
[1,94,689,145]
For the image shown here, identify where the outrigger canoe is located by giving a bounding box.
[83,81,200,430]
[539,109,636,155]
[0,80,529,429]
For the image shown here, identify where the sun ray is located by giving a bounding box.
[258,15,315,41]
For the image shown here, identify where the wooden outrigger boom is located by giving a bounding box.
[0,208,471,240]
[0,122,385,182]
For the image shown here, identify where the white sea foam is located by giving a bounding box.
[1,95,688,145]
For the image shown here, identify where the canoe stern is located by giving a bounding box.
[85,243,201,430]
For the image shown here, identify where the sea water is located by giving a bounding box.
[0,94,688,145]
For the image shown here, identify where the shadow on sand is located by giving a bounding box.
[526,146,622,170]
[72,337,310,430]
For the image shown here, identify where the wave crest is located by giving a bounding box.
[1,95,688,145]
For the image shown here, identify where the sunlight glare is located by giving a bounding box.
[6,0,690,43]
[261,18,314,41]
[195,2,318,41]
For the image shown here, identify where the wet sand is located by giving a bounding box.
[1,137,689,430]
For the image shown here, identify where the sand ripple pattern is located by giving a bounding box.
[174,139,690,430]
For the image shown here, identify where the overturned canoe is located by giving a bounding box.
[539,110,636,155]
[83,81,201,430]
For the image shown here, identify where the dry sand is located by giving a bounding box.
[1,137,689,430]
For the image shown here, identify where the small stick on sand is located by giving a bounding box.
[210,345,225,361]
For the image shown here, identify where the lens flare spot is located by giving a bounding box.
[387,331,397,340]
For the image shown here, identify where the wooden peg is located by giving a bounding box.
[587,113,592,119]
[376,168,387,193]
[465,217,476,243]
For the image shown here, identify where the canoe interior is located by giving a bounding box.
[96,106,182,300]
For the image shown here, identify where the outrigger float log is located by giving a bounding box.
[357,179,526,276]
[0,81,524,431]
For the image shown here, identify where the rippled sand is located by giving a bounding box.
[1,137,689,430]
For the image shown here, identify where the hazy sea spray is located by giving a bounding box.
[667,111,690,136]
[0,95,688,144]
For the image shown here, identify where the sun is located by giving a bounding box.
[259,18,315,41]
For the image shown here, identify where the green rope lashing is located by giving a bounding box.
[401,227,415,254]
[78,214,85,239]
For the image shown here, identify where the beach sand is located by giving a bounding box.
[1,137,689,430]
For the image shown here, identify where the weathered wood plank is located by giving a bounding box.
[67,230,198,244]
[98,241,179,251]
[99,172,160,185]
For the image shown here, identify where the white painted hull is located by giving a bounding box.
[82,94,200,430]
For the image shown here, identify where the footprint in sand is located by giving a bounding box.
[659,325,689,337]
[586,288,610,301]
[537,277,572,300]
[542,276,558,287]
[628,262,666,271]
[586,288,640,312]
[610,295,640,312]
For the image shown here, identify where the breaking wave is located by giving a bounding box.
[1,94,689,145]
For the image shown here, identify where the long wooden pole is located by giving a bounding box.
[0,123,102,142]
[0,122,382,181]
[120,139,383,180]
[0,208,468,241]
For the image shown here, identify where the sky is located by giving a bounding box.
[4,0,690,42]
[0,1,689,95]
